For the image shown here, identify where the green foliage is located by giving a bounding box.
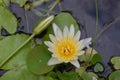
[26,45,54,75]
[91,54,102,64]
[94,63,104,72]
[0,0,27,7]
[0,34,30,69]
[11,0,27,7]
[57,71,79,80]
[0,34,39,80]
[81,72,93,80]
[75,67,86,76]
[111,56,120,70]
[44,76,54,80]
[0,6,17,34]
[0,66,40,80]
[109,70,120,80]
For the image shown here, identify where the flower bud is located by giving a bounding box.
[33,15,54,35]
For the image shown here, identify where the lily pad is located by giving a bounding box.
[94,63,104,72]
[11,0,27,7]
[0,6,17,34]
[111,56,120,70]
[109,70,120,80]
[0,34,39,79]
[57,71,79,80]
[0,34,30,69]
[26,45,54,75]
[0,66,39,80]
[91,54,102,64]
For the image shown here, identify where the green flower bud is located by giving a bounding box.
[33,15,54,35]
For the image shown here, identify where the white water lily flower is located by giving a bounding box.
[44,23,92,68]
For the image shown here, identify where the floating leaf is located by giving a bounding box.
[26,45,54,75]
[0,0,10,6]
[11,0,27,7]
[109,70,120,80]
[42,12,79,43]
[82,72,93,80]
[0,34,30,69]
[94,63,104,72]
[91,54,102,64]
[0,34,39,80]
[44,76,54,80]
[57,71,79,80]
[47,71,58,79]
[0,66,39,80]
[75,67,86,76]
[0,6,17,34]
[111,56,120,70]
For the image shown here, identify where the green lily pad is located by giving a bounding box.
[109,70,120,80]
[57,71,79,80]
[75,67,86,76]
[0,34,39,80]
[94,63,104,72]
[0,6,17,34]
[26,45,54,75]
[91,54,102,64]
[0,0,10,6]
[111,56,120,70]
[0,66,39,80]
[0,34,30,69]
[82,72,93,80]
[11,0,27,7]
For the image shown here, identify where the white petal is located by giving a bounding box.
[53,23,58,34]
[69,24,74,38]
[74,31,81,42]
[44,41,54,48]
[77,50,85,56]
[80,37,92,50]
[52,53,58,57]
[70,60,80,68]
[49,34,56,43]
[48,57,62,65]
[63,26,69,38]
[52,23,62,38]
[92,77,97,80]
[48,48,55,53]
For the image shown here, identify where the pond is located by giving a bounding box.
[0,0,120,79]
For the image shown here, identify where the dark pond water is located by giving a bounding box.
[1,0,120,78]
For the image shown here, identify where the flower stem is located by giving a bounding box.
[88,0,99,62]
[0,33,35,68]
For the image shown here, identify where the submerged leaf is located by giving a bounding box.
[111,56,120,70]
[0,6,17,34]
[26,45,54,75]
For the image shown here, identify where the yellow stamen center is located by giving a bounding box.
[56,39,77,61]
